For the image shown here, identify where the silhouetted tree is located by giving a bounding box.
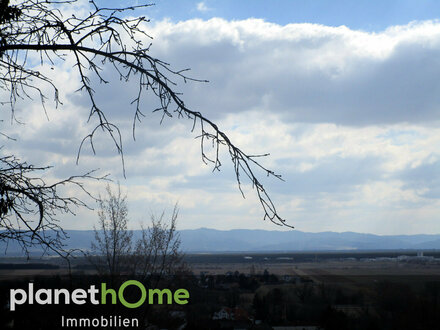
[88,184,184,284]
[0,0,290,254]
[133,204,184,286]
[88,184,133,281]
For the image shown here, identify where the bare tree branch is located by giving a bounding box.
[0,155,107,256]
[0,0,291,237]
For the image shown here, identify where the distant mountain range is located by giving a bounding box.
[2,228,440,256]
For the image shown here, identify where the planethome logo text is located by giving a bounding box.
[10,280,189,311]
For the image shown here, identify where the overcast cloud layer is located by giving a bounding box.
[2,16,440,235]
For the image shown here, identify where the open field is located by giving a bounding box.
[186,251,440,278]
[2,250,439,282]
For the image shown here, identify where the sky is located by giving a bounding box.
[2,0,440,235]
[146,0,440,31]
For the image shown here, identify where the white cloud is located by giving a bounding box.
[196,2,210,13]
[146,18,440,126]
